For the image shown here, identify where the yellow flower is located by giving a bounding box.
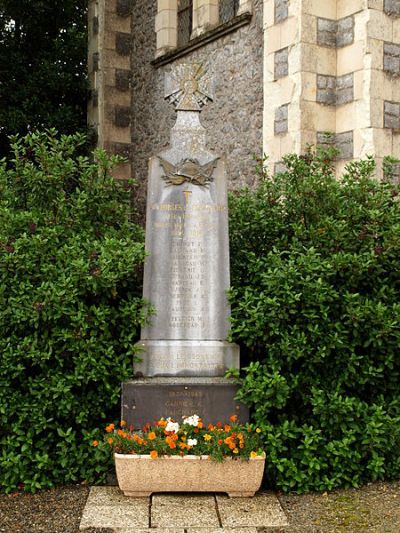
[233,448,239,454]
[256,428,261,433]
[250,451,258,458]
[203,434,212,442]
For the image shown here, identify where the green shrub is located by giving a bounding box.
[0,131,147,493]
[229,148,400,493]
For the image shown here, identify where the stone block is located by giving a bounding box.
[384,100,400,127]
[274,47,289,79]
[216,493,288,528]
[92,52,99,72]
[336,130,354,159]
[274,0,288,24]
[337,41,365,75]
[116,0,132,17]
[336,73,354,104]
[317,17,337,48]
[116,69,132,91]
[338,0,365,18]
[317,74,336,105]
[337,16,355,47]
[274,104,288,134]
[121,377,249,428]
[114,105,131,128]
[152,495,219,528]
[384,0,400,17]
[116,32,132,55]
[384,42,400,75]
[111,142,133,158]
[92,15,99,35]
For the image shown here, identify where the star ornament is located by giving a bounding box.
[165,63,213,112]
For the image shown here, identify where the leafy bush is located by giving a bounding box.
[0,131,147,493]
[229,148,400,493]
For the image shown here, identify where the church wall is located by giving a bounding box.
[131,0,264,209]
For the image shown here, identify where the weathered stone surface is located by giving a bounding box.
[92,52,99,72]
[274,47,289,79]
[121,377,249,426]
[384,100,400,128]
[131,0,263,211]
[384,42,400,75]
[337,16,354,48]
[216,493,289,528]
[274,104,288,135]
[116,32,132,55]
[336,131,354,159]
[116,69,131,91]
[152,494,220,528]
[112,142,132,158]
[384,0,400,16]
[317,18,337,48]
[117,0,132,17]
[92,15,99,36]
[274,0,288,24]
[336,73,354,105]
[79,487,149,530]
[114,105,131,127]
[317,75,337,105]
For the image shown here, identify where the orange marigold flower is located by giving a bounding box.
[224,437,232,445]
[198,421,204,429]
[229,443,236,450]
[237,433,243,440]
[193,428,199,433]
[224,424,231,432]
[120,420,126,427]
[233,448,239,454]
[105,424,114,433]
[148,432,156,441]
[179,442,187,450]
[107,437,114,445]
[208,423,214,431]
[239,443,244,449]
[92,440,99,447]
[169,441,176,449]
[150,450,158,459]
[158,419,167,428]
[230,415,238,423]
[250,451,258,459]
[218,439,223,446]
[217,422,222,428]
[117,429,127,438]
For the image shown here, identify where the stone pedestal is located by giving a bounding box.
[124,64,244,424]
[121,378,248,427]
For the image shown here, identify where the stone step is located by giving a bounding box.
[79,487,288,531]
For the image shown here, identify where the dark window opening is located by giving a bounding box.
[178,0,193,47]
[219,0,240,24]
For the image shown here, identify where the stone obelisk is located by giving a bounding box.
[121,64,247,426]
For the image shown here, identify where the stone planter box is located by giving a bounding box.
[115,453,265,498]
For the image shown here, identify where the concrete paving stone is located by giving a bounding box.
[79,487,150,530]
[186,527,257,533]
[151,494,220,528]
[216,492,289,528]
[115,530,184,532]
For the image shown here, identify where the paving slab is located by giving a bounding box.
[79,486,150,530]
[187,527,258,533]
[216,492,288,528]
[151,494,220,528]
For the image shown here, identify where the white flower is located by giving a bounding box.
[187,438,198,446]
[165,418,180,433]
[182,414,200,427]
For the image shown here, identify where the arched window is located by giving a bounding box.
[219,0,240,24]
[178,0,193,46]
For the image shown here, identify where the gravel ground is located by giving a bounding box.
[1,481,400,532]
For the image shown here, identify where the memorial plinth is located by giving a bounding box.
[121,64,246,425]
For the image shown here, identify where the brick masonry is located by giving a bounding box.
[384,101,400,129]
[317,74,353,106]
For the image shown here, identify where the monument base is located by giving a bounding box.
[133,340,240,378]
[121,377,249,427]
